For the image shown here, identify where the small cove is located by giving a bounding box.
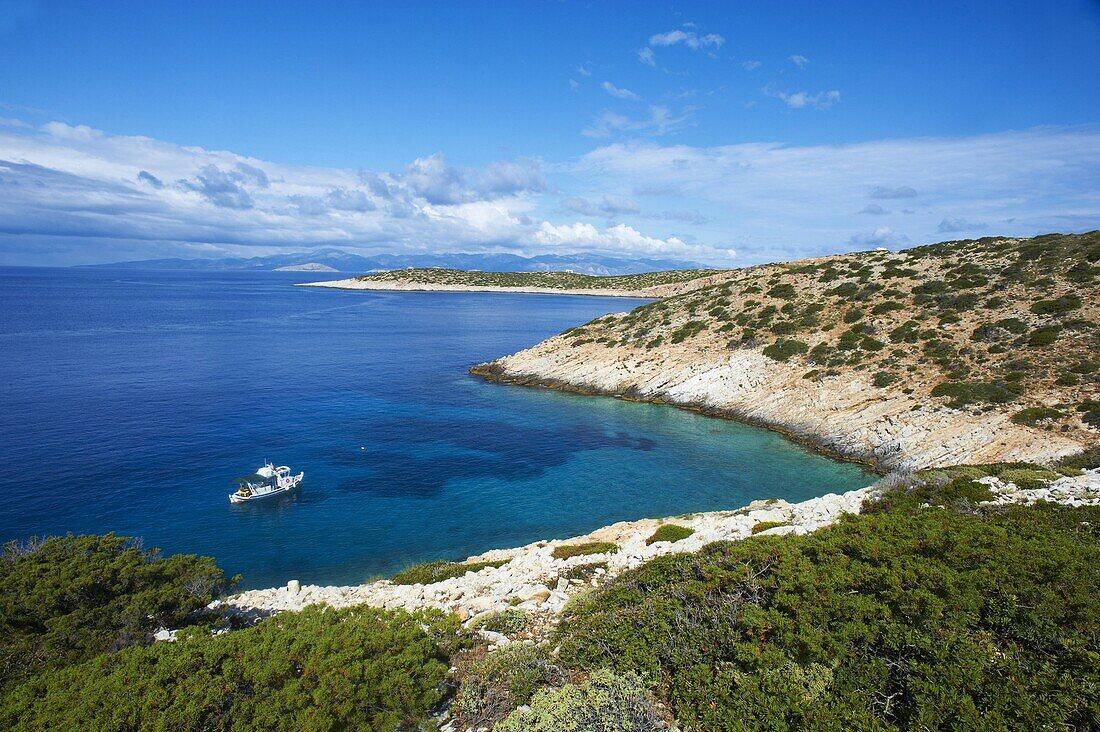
[0,267,874,588]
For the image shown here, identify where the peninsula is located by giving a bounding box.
[473,232,1098,472]
[299,266,723,297]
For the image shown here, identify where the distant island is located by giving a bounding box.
[79,248,707,276]
[300,266,724,297]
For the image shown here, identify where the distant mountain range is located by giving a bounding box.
[79,248,707,276]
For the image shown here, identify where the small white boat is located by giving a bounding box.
[230,462,303,503]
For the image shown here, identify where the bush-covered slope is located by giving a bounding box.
[0,533,234,691]
[3,605,460,732]
[550,232,1099,441]
[552,479,1100,731]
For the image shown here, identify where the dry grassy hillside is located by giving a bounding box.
[557,232,1098,441]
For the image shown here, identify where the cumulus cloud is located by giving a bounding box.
[326,187,374,212]
[870,185,918,199]
[766,87,841,109]
[648,29,725,50]
[178,164,257,209]
[0,119,729,265]
[789,54,810,68]
[561,194,640,217]
[137,170,163,188]
[534,221,731,259]
[859,204,888,215]
[570,127,1100,262]
[937,217,986,233]
[637,48,655,66]
[396,153,545,205]
[601,81,641,101]
[849,227,908,248]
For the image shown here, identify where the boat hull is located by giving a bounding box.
[229,472,304,503]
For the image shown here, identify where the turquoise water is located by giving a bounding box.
[0,267,873,588]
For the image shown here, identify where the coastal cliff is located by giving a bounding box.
[474,232,1099,471]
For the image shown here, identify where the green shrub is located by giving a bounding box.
[872,371,897,388]
[553,542,618,560]
[453,643,564,727]
[826,282,859,298]
[645,524,695,545]
[1056,446,1100,471]
[998,467,1058,490]
[1028,325,1062,347]
[670,320,707,343]
[495,669,662,732]
[750,520,789,534]
[1011,407,1063,427]
[1030,294,1082,315]
[390,558,509,585]
[762,339,809,362]
[930,380,1022,408]
[560,561,608,582]
[471,608,528,635]
[0,533,234,691]
[842,308,864,323]
[2,606,459,732]
[767,283,797,300]
[555,494,1100,731]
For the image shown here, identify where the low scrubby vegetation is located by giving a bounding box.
[645,523,695,545]
[4,606,459,731]
[358,267,718,292]
[551,475,1100,731]
[389,557,509,585]
[554,231,1099,440]
[0,533,234,691]
[552,541,619,560]
[0,534,462,731]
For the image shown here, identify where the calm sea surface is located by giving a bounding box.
[0,267,873,588]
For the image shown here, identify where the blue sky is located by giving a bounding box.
[1,0,1098,266]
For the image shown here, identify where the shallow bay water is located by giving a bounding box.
[0,267,873,588]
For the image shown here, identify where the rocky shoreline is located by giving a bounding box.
[218,469,1099,624]
[470,340,1085,472]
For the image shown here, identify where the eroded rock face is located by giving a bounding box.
[474,339,1084,472]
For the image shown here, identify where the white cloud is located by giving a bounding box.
[937,217,986,233]
[766,87,841,110]
[569,79,580,91]
[741,60,762,71]
[571,127,1100,262]
[0,119,734,264]
[601,81,641,101]
[576,65,591,76]
[789,54,810,68]
[534,221,732,260]
[648,29,725,51]
[859,204,888,215]
[561,195,640,217]
[582,105,694,138]
[637,47,655,66]
[870,185,918,199]
[41,121,103,142]
[850,227,907,248]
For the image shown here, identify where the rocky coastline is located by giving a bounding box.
[220,469,1099,624]
[470,342,1084,473]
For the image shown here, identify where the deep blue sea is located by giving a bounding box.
[0,267,873,588]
